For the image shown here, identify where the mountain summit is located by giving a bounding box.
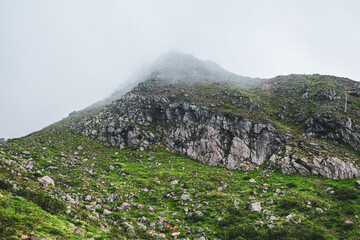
[146,52,258,84]
[104,52,260,104]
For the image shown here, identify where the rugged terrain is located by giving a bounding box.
[70,73,360,180]
[1,53,360,239]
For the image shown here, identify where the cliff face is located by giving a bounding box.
[71,86,281,171]
[70,78,360,179]
[305,113,360,151]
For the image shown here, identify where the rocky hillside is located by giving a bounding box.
[1,122,360,239]
[1,54,360,239]
[70,73,360,180]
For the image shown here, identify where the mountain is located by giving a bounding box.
[1,54,360,239]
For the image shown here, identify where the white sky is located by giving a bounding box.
[1,0,360,139]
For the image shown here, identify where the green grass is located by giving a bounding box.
[1,123,360,239]
[0,191,93,239]
[222,103,237,110]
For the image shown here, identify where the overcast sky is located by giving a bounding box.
[1,0,360,139]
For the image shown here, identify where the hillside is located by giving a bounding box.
[1,54,360,239]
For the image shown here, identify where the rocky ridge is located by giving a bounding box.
[70,78,360,179]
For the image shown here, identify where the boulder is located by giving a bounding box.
[38,176,55,187]
[248,202,262,212]
[21,150,30,155]
[73,229,83,237]
[181,193,192,201]
[85,195,92,201]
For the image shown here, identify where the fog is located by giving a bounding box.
[1,0,360,139]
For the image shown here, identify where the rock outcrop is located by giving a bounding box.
[305,114,360,150]
[71,89,281,171]
[269,146,360,179]
[69,79,360,179]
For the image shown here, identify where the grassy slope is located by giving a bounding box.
[250,74,360,129]
[1,122,360,239]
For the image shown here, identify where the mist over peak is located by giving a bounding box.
[147,51,258,84]
[100,52,260,106]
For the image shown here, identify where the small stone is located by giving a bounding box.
[171,232,181,237]
[195,211,204,216]
[138,216,147,223]
[21,150,30,155]
[122,222,135,232]
[285,214,293,221]
[181,194,192,201]
[26,161,34,169]
[120,202,131,210]
[256,221,264,226]
[344,220,353,224]
[263,209,271,215]
[103,209,112,215]
[73,228,83,237]
[234,200,240,206]
[316,207,323,213]
[137,222,147,230]
[38,176,55,187]
[171,180,179,184]
[249,178,256,183]
[85,195,92,201]
[248,202,262,212]
[269,216,277,221]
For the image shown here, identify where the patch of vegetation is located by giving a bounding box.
[222,103,237,110]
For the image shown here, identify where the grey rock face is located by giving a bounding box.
[305,114,360,151]
[270,146,360,179]
[71,91,281,171]
[69,82,360,179]
[316,88,341,101]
